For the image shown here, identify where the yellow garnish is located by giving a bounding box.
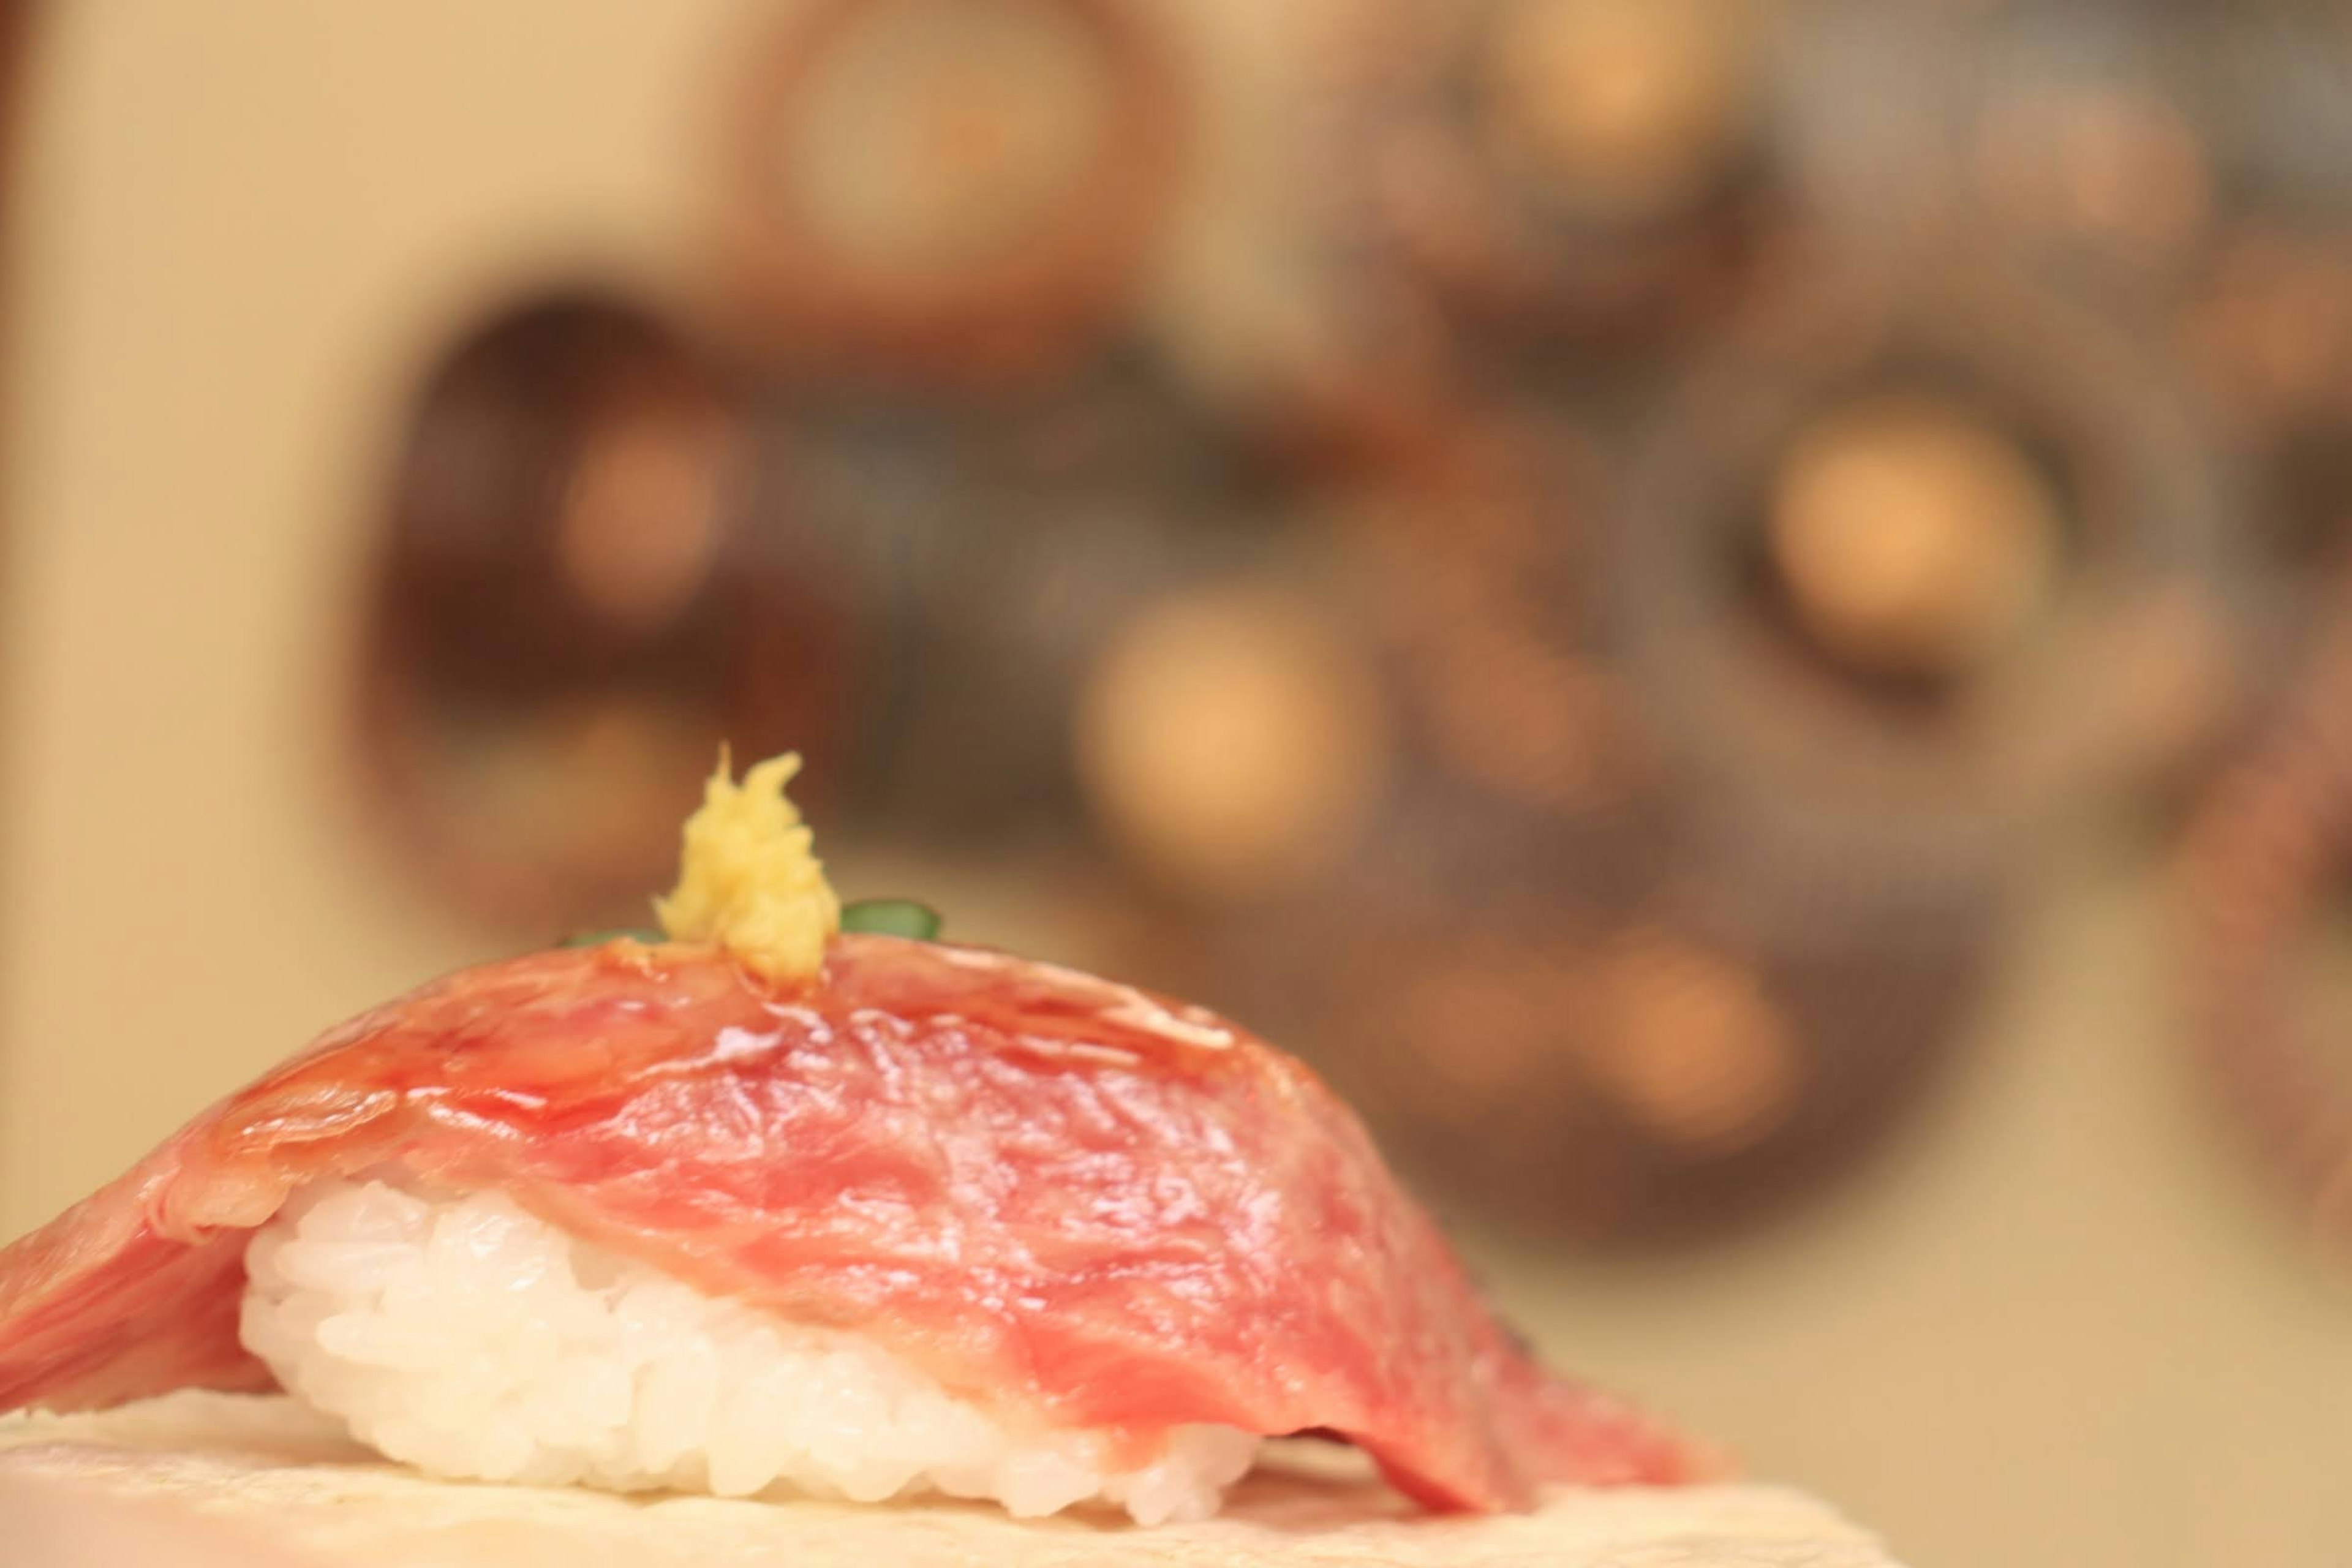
[655,750,840,979]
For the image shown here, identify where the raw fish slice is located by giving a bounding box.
[0,935,1706,1512]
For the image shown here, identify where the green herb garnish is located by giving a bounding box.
[839,899,943,941]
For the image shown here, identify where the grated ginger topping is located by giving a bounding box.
[655,750,840,979]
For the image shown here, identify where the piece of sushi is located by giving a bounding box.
[0,754,1706,1530]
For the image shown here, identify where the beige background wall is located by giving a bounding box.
[1,7,2346,1566]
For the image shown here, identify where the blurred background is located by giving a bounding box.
[1,2,2350,1563]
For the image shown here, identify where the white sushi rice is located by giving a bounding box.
[238,1180,1259,1525]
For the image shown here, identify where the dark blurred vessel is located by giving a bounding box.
[2178,586,2352,1240]
[352,291,866,930]
[711,0,1188,384]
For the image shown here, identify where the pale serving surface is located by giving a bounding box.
[0,1393,1905,1567]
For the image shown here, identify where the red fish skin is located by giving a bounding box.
[0,935,1709,1512]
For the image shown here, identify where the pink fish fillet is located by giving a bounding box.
[0,935,1712,1511]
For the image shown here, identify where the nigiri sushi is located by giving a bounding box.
[0,754,1708,1527]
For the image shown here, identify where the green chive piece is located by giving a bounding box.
[840,898,942,941]
[559,926,665,948]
